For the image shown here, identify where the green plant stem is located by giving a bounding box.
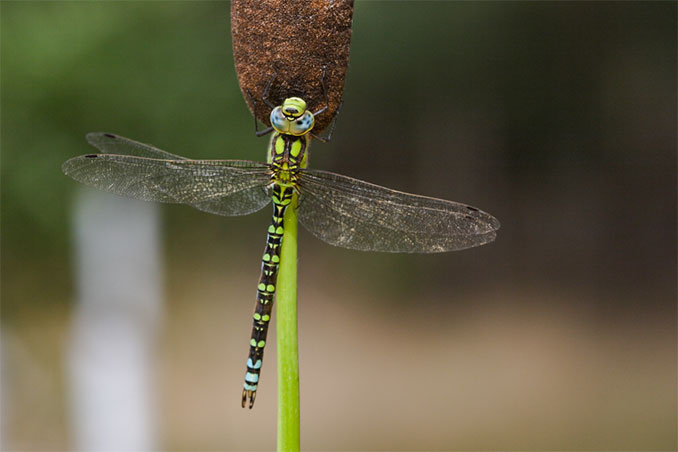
[277,198,300,452]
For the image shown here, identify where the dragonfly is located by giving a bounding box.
[62,88,500,410]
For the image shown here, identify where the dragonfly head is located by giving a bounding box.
[270,97,315,136]
[281,97,307,119]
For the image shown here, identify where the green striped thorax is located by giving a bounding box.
[268,97,312,187]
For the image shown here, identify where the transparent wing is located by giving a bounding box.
[297,169,500,253]
[86,132,189,160]
[63,134,272,216]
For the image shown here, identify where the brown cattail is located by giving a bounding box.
[231,0,354,133]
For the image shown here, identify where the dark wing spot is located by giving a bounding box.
[84,154,99,159]
[103,133,117,139]
[466,205,479,212]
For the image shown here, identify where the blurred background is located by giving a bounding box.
[2,1,676,450]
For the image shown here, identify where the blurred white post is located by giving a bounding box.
[68,190,163,451]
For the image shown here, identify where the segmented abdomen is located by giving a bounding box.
[242,184,294,409]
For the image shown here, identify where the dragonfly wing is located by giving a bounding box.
[86,132,190,160]
[297,169,500,253]
[63,154,272,216]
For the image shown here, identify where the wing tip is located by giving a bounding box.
[484,230,498,244]
[60,159,72,175]
[465,204,500,232]
[61,156,81,176]
[86,131,119,147]
[488,214,501,232]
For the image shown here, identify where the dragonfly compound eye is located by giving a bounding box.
[270,107,289,134]
[289,111,314,136]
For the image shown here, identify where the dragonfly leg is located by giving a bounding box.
[246,90,274,137]
[261,66,279,110]
[310,65,343,142]
[311,99,344,143]
[312,65,330,117]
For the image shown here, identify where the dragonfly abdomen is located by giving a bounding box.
[242,185,294,409]
[242,121,307,409]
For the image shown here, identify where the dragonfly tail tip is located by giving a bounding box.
[242,389,257,409]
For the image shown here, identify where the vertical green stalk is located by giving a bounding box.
[276,197,300,451]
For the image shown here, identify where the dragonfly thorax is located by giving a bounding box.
[270,97,315,136]
[269,132,308,186]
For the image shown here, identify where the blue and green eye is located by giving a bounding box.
[270,100,315,136]
[289,111,314,136]
[270,107,288,133]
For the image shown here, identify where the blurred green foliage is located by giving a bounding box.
[3,2,251,313]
